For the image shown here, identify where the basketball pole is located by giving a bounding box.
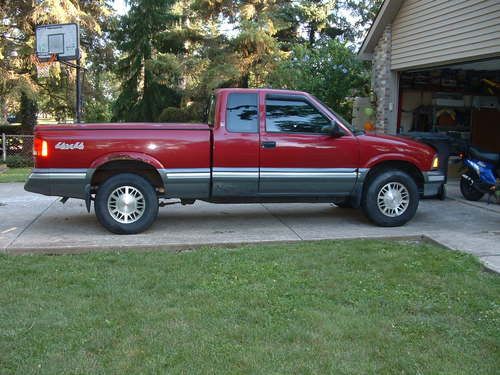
[76,56,81,123]
[59,57,86,123]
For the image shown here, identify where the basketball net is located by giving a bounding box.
[31,54,58,78]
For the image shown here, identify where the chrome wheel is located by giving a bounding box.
[377,182,410,217]
[107,186,146,224]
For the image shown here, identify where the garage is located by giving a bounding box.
[398,59,500,152]
[357,0,500,153]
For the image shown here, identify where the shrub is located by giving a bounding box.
[157,104,205,123]
[85,99,113,123]
[0,124,23,135]
[157,107,193,123]
[6,155,33,168]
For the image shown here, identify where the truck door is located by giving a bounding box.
[259,93,359,196]
[212,91,260,197]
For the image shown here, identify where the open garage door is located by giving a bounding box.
[397,58,500,153]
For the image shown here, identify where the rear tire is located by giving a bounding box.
[95,173,159,234]
[460,171,484,201]
[361,170,419,227]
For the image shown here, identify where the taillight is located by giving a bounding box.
[33,138,48,157]
[41,140,48,157]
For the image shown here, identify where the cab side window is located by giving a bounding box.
[226,93,259,133]
[265,97,331,134]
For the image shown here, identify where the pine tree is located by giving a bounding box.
[112,0,182,122]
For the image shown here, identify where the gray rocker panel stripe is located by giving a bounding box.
[28,167,362,180]
[211,167,361,196]
[212,167,259,197]
[212,167,360,178]
[260,168,357,178]
[161,168,211,198]
[30,168,88,179]
[423,171,446,183]
[258,168,359,195]
[161,168,211,179]
[427,175,445,182]
[29,167,366,178]
[213,167,259,179]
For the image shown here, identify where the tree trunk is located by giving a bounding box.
[308,23,317,46]
[0,97,7,124]
[240,73,250,88]
[19,92,37,133]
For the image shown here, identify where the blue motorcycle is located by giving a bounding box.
[459,147,499,201]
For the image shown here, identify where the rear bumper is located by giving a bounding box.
[422,170,445,197]
[24,169,90,199]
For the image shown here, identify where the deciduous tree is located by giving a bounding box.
[0,0,112,126]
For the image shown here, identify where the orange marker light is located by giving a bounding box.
[432,155,439,169]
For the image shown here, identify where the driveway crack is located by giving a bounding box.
[447,196,500,214]
[261,204,303,240]
[4,198,58,251]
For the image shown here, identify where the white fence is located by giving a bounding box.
[0,134,34,166]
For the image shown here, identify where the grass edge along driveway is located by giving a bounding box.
[0,239,498,374]
[0,167,31,183]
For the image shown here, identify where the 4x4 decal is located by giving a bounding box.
[55,141,85,150]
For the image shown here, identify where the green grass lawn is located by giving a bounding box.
[0,240,498,374]
[0,167,31,183]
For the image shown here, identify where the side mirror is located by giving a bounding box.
[329,122,344,138]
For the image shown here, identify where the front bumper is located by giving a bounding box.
[24,168,89,199]
[422,170,446,197]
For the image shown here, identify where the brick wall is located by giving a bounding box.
[371,25,392,133]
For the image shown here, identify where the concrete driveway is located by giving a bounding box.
[1,181,499,272]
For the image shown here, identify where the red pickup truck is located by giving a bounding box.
[25,88,444,234]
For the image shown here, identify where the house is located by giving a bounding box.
[358,0,500,152]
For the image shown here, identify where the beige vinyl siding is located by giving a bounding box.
[391,0,500,70]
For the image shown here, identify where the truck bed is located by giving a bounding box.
[33,122,212,170]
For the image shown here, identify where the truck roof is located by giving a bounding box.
[214,88,309,96]
[35,123,210,131]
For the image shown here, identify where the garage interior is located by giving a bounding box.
[398,58,500,153]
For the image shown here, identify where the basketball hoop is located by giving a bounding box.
[34,23,83,122]
[31,53,58,78]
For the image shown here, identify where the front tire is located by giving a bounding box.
[95,173,159,234]
[362,170,419,227]
[460,171,484,201]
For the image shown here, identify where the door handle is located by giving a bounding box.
[261,141,276,149]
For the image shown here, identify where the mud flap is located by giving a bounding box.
[350,184,362,208]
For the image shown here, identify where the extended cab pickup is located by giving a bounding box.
[25,88,444,234]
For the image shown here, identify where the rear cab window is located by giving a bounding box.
[226,93,259,133]
[207,94,216,126]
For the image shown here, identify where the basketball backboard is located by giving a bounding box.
[35,23,79,61]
